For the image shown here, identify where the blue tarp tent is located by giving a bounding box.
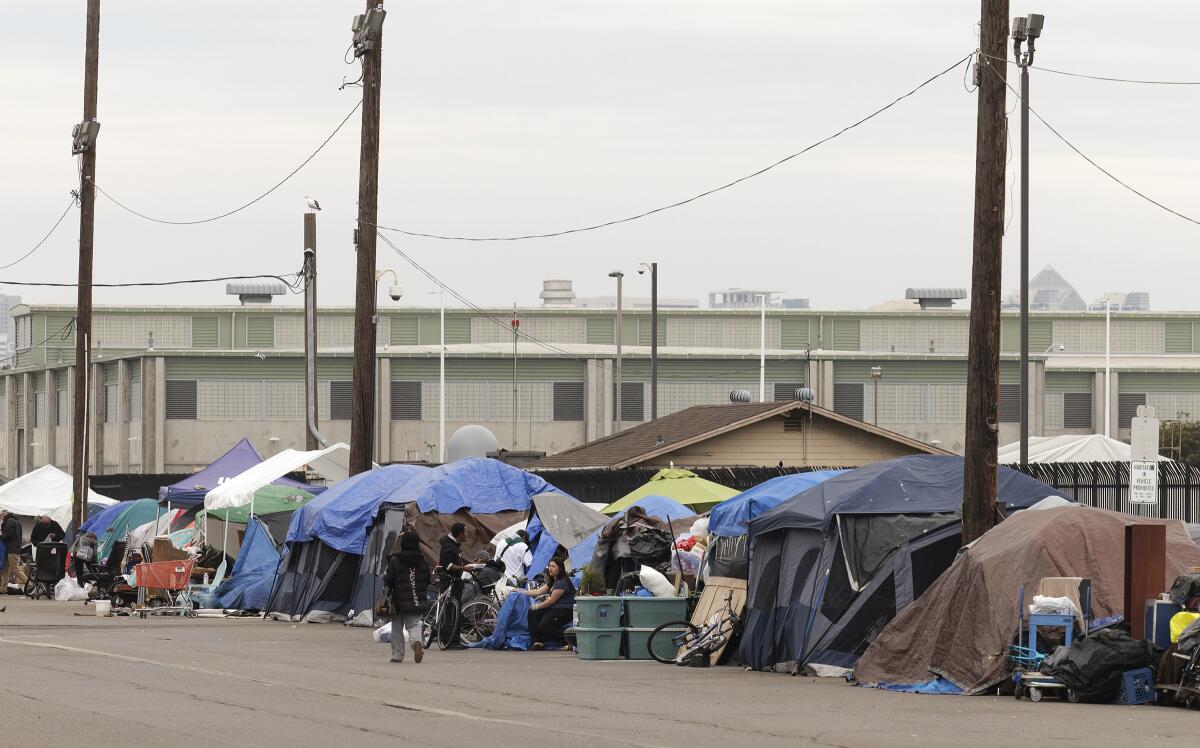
[79,498,160,561]
[708,470,846,538]
[80,501,131,535]
[215,517,280,611]
[741,454,1068,674]
[287,464,430,555]
[159,438,319,507]
[567,495,694,570]
[380,457,555,514]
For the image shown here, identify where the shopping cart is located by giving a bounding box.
[133,559,196,618]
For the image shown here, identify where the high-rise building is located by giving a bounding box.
[1001,266,1088,312]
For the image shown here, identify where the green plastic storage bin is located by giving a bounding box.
[573,627,624,660]
[627,625,688,661]
[624,596,689,629]
[573,597,624,629]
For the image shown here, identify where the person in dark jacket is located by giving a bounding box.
[383,530,431,663]
[1,511,27,593]
[30,515,66,546]
[524,557,576,650]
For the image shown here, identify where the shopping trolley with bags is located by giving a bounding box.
[133,559,196,617]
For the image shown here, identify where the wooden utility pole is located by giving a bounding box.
[72,0,101,530]
[303,212,319,450]
[962,0,1009,544]
[350,0,385,475]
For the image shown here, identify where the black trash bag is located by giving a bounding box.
[1042,629,1155,702]
[1168,573,1200,606]
[707,535,749,580]
[627,528,672,569]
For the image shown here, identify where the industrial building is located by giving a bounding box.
[2,298,1200,478]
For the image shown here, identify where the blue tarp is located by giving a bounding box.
[750,454,1068,536]
[286,464,430,555]
[381,458,556,514]
[871,678,963,694]
[214,517,280,611]
[159,438,320,507]
[467,591,532,650]
[567,495,693,570]
[708,470,846,538]
[80,501,131,535]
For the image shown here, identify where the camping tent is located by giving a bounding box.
[602,468,738,515]
[569,494,697,570]
[0,465,116,535]
[78,498,159,561]
[708,470,846,538]
[159,437,317,507]
[742,454,1067,674]
[198,485,316,559]
[854,505,1200,693]
[997,434,1172,464]
[214,516,281,611]
[204,443,349,513]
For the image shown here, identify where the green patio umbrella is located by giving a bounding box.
[601,468,738,515]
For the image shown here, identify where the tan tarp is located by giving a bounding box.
[854,506,1200,693]
[401,505,526,567]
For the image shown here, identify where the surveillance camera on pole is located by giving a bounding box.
[388,285,403,301]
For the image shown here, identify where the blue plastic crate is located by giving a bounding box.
[1113,668,1154,705]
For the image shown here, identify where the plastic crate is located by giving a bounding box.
[627,625,688,661]
[624,597,689,629]
[1113,668,1155,705]
[573,627,623,660]
[573,597,623,629]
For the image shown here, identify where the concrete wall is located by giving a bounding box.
[390,420,586,462]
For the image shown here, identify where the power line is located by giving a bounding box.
[981,51,1200,85]
[981,58,1200,228]
[0,317,76,368]
[0,272,305,289]
[90,99,363,225]
[0,197,78,272]
[374,54,973,242]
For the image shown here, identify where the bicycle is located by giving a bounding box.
[646,590,740,666]
[421,581,461,651]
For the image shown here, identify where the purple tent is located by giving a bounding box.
[158,438,321,507]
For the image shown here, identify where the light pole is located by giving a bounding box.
[609,271,624,432]
[427,290,445,463]
[375,269,402,463]
[756,294,767,402]
[638,262,658,420]
[871,366,883,425]
[1013,12,1044,468]
[1104,297,1112,437]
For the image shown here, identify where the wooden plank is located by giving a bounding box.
[688,576,748,665]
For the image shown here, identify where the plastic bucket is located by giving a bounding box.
[94,599,112,617]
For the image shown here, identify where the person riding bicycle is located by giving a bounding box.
[383,530,430,664]
[524,557,575,650]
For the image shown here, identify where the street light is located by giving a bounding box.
[1103,297,1112,437]
[755,294,767,402]
[427,290,445,463]
[609,270,624,432]
[373,269,400,464]
[1013,12,1045,468]
[870,366,883,425]
[637,262,658,420]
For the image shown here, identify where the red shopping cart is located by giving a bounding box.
[134,559,196,617]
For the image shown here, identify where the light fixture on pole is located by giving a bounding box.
[427,290,446,463]
[756,294,767,402]
[1103,297,1112,437]
[373,269,401,464]
[1013,11,1044,468]
[609,270,625,432]
[870,366,883,425]
[638,262,658,420]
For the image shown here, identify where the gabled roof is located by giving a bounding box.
[534,401,948,470]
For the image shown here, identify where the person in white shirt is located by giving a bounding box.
[498,529,532,582]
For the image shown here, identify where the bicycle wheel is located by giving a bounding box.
[421,600,439,648]
[646,620,699,664]
[459,599,499,646]
[436,595,460,650]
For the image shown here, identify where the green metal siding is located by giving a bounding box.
[586,318,614,344]
[831,319,860,350]
[1165,321,1193,353]
[1029,319,1052,352]
[637,318,667,347]
[1120,372,1200,392]
[835,360,966,383]
[419,315,470,345]
[219,315,232,348]
[1046,371,1093,393]
[191,316,219,348]
[390,316,419,346]
[246,317,274,348]
[620,317,638,346]
[781,318,810,350]
[390,358,584,381]
[1000,318,1018,353]
[618,359,803,382]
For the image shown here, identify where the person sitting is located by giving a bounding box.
[30,515,66,547]
[383,530,431,664]
[524,557,575,650]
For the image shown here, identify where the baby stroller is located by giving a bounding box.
[26,542,68,600]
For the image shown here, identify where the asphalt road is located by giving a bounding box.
[1,597,1195,747]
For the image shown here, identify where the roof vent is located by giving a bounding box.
[227,281,286,305]
[729,389,752,403]
[905,287,967,310]
[540,279,576,307]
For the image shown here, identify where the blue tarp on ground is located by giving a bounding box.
[214,517,280,611]
[567,495,693,570]
[381,458,556,515]
[159,438,319,507]
[467,591,532,650]
[286,464,430,555]
[708,470,846,538]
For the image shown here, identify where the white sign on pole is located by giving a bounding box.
[1130,460,1158,505]
[1130,405,1160,462]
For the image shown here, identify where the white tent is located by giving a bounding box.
[203,443,351,513]
[0,465,117,530]
[998,434,1172,464]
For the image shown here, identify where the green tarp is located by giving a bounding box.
[198,485,316,524]
[601,468,738,515]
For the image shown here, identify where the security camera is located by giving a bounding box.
[388,285,403,301]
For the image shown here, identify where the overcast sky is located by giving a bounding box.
[2,1,1198,312]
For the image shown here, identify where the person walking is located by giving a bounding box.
[30,515,66,546]
[524,557,575,650]
[383,530,431,663]
[1,510,27,594]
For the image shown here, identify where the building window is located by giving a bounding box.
[553,382,584,421]
[390,380,422,420]
[1063,392,1092,429]
[104,383,118,423]
[773,382,806,402]
[1118,392,1146,430]
[165,380,197,419]
[613,382,645,422]
[998,383,1021,423]
[833,383,864,421]
[56,388,67,427]
[329,380,353,420]
[34,392,46,428]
